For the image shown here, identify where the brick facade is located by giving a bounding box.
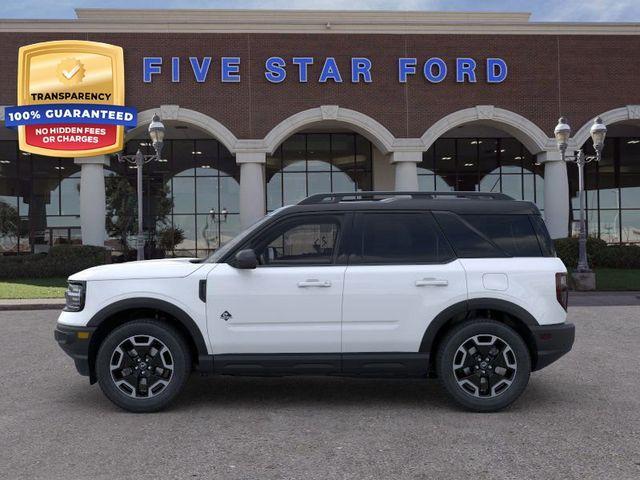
[0,32,638,140]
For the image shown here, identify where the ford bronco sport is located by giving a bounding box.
[55,191,574,412]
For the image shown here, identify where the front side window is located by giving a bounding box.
[354,212,454,264]
[255,217,341,266]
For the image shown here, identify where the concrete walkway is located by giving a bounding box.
[1,292,639,311]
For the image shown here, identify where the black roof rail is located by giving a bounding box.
[298,191,512,205]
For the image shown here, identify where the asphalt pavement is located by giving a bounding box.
[0,307,638,480]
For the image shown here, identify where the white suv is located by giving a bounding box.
[55,191,574,413]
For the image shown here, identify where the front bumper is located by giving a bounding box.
[54,324,96,377]
[531,322,575,371]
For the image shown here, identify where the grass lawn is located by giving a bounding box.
[0,277,67,299]
[594,269,640,291]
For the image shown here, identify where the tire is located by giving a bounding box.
[436,319,531,412]
[96,319,191,413]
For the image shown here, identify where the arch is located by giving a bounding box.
[128,106,239,154]
[263,105,396,155]
[420,106,552,154]
[572,105,640,148]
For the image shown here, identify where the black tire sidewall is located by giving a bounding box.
[96,320,190,413]
[437,319,531,412]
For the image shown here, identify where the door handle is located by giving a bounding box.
[415,278,449,287]
[297,279,332,288]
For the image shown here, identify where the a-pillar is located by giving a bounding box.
[537,151,569,239]
[74,155,109,246]
[237,151,266,229]
[391,151,422,191]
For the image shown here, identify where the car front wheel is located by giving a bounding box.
[437,319,531,412]
[96,320,191,413]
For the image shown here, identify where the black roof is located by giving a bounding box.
[275,191,540,217]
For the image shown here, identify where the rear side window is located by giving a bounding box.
[433,212,505,258]
[530,215,556,257]
[462,214,542,257]
[354,212,454,264]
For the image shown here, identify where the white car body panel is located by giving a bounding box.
[341,261,468,352]
[68,257,205,281]
[206,263,345,354]
[460,257,567,326]
[56,228,567,357]
[58,259,215,352]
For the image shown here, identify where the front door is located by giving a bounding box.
[341,212,468,354]
[206,213,348,355]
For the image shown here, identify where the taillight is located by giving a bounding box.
[556,272,568,311]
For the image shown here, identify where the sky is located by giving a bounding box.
[1,0,639,22]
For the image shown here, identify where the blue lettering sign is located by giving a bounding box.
[265,56,287,83]
[189,57,211,83]
[143,57,162,83]
[424,58,447,83]
[319,57,342,83]
[221,57,240,83]
[351,58,372,83]
[171,57,180,83]
[292,57,314,82]
[456,58,477,83]
[487,58,508,83]
[398,58,417,83]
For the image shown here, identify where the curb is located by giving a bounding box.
[0,301,65,311]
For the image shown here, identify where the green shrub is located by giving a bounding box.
[554,237,640,269]
[0,245,109,279]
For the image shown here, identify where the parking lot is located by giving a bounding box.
[0,306,638,480]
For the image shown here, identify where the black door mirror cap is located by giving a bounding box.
[234,249,258,269]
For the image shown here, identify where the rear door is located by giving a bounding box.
[341,211,467,353]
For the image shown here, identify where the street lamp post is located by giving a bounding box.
[117,114,166,261]
[554,116,607,273]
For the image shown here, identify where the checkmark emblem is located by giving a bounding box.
[56,58,85,85]
[62,64,80,79]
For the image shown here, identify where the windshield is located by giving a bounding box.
[204,207,290,263]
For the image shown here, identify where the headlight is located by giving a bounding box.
[64,281,86,312]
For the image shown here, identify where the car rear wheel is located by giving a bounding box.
[437,319,531,412]
[96,320,191,413]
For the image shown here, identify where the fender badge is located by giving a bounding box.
[220,311,232,321]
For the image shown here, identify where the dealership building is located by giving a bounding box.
[0,9,639,255]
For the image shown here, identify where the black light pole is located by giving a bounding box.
[554,116,607,273]
[117,114,166,261]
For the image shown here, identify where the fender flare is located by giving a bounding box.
[419,298,538,353]
[87,297,209,358]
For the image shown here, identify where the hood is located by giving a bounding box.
[68,258,206,281]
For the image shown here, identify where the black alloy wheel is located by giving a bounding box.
[437,319,531,412]
[96,320,190,413]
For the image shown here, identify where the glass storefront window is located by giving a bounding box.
[569,136,640,244]
[421,137,543,204]
[266,133,373,211]
[109,138,241,257]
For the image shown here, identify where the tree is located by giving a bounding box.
[104,176,173,253]
[0,201,20,251]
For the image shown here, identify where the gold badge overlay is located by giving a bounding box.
[17,40,125,157]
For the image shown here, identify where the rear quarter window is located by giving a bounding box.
[461,214,543,257]
[432,211,506,258]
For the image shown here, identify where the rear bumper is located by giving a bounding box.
[531,322,575,371]
[54,324,96,377]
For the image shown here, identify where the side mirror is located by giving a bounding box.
[234,249,258,269]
